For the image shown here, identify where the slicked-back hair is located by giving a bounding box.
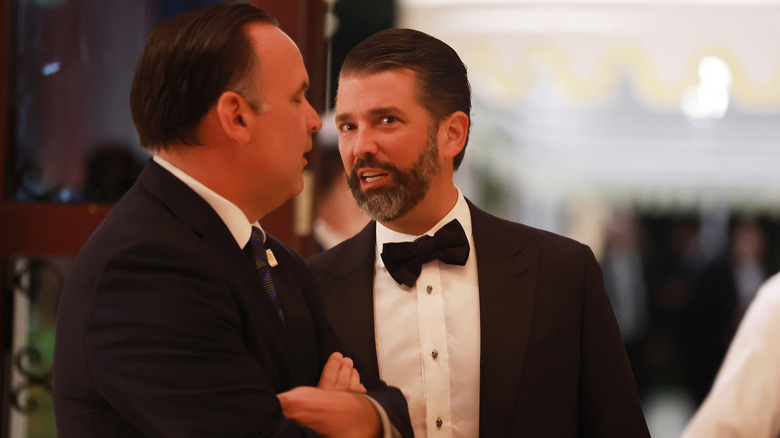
[340,28,471,170]
[130,4,277,151]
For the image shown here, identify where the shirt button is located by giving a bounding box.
[431,349,438,359]
[436,417,443,428]
[426,285,433,293]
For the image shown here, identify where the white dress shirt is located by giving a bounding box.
[374,189,481,438]
[682,272,780,438]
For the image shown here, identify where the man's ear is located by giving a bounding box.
[439,111,469,160]
[216,91,253,144]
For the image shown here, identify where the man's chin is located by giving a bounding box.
[280,180,304,206]
[360,185,391,196]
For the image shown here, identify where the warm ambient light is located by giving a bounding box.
[681,56,732,120]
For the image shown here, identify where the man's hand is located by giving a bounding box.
[277,387,381,438]
[318,352,365,392]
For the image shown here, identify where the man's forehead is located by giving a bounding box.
[337,70,420,108]
[336,68,418,98]
[339,67,418,85]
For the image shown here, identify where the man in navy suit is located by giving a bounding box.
[307,28,650,437]
[53,5,411,437]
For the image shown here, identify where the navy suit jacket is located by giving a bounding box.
[307,201,650,437]
[53,160,412,437]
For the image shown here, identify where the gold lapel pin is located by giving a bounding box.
[266,248,278,267]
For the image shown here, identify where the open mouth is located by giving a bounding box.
[358,169,391,188]
[362,171,387,182]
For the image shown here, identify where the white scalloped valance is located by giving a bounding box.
[400,1,780,110]
[398,1,780,213]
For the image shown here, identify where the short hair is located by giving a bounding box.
[340,28,471,170]
[130,5,277,151]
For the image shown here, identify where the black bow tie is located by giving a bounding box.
[381,219,470,287]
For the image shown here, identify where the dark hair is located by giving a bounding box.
[340,28,471,170]
[130,4,277,150]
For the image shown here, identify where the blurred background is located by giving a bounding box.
[396,2,780,437]
[3,0,780,436]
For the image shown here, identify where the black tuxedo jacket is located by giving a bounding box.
[307,201,649,437]
[53,160,411,437]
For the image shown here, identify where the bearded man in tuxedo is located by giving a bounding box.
[307,28,649,438]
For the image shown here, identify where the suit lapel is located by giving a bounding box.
[139,161,258,297]
[470,202,539,436]
[138,160,295,373]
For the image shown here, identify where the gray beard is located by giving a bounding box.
[347,127,441,223]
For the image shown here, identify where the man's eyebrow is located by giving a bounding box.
[335,106,402,122]
[335,106,404,124]
[369,106,401,116]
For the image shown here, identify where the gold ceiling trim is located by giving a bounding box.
[463,40,780,110]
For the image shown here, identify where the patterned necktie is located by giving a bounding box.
[245,227,285,326]
[381,219,470,287]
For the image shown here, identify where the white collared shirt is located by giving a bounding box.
[374,189,481,438]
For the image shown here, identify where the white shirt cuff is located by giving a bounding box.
[363,394,399,438]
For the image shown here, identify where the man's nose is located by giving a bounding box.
[308,102,322,133]
[351,128,379,158]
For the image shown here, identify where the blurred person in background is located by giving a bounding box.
[683,217,768,403]
[682,271,780,437]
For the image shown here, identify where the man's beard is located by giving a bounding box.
[347,124,441,222]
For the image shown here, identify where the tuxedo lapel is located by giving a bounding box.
[308,223,381,379]
[469,202,539,436]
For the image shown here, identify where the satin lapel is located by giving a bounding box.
[314,222,381,379]
[469,203,539,436]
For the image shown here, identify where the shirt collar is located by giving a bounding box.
[375,188,472,267]
[153,155,264,248]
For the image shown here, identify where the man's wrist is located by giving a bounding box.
[363,394,394,438]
